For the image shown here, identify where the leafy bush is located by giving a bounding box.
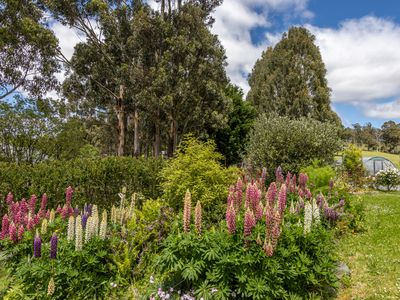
[301,161,336,194]
[245,115,342,177]
[341,144,365,186]
[161,136,238,223]
[0,156,164,212]
[374,168,400,191]
[156,176,339,299]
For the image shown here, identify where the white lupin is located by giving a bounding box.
[304,202,312,234]
[75,215,83,251]
[67,215,75,241]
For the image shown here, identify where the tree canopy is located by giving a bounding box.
[247,27,340,125]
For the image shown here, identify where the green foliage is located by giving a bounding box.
[245,115,342,176]
[0,157,163,212]
[0,0,59,99]
[0,222,116,299]
[158,218,338,299]
[212,85,256,165]
[301,162,336,194]
[161,137,238,223]
[342,144,365,186]
[381,121,400,153]
[374,168,400,191]
[247,27,340,125]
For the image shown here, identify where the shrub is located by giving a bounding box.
[341,144,365,186]
[0,156,164,213]
[245,115,342,177]
[161,136,238,223]
[374,168,400,191]
[301,161,336,194]
[156,176,339,299]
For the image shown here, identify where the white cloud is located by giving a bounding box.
[211,0,311,93]
[362,99,400,119]
[308,16,400,105]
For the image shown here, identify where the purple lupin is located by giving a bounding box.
[50,233,58,259]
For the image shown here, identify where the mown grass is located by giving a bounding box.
[361,151,400,168]
[338,192,400,299]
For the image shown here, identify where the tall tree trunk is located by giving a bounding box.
[115,85,126,156]
[177,0,182,11]
[133,109,140,156]
[161,0,165,15]
[154,108,161,157]
[167,118,178,157]
[168,0,172,17]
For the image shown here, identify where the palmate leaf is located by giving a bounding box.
[181,259,205,281]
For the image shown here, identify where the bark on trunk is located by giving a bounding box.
[154,119,161,157]
[133,109,140,157]
[167,118,178,157]
[115,85,126,156]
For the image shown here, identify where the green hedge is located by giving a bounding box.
[0,157,164,211]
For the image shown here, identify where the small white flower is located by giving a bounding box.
[149,275,154,284]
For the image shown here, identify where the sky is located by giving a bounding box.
[49,0,400,127]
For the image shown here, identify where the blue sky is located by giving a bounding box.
[209,0,400,127]
[10,0,400,128]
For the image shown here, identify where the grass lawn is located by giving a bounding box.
[338,191,400,299]
[361,150,400,168]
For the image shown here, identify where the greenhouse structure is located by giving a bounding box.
[362,156,398,176]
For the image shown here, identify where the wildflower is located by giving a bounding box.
[67,216,75,242]
[275,166,284,184]
[82,213,89,229]
[255,201,263,221]
[50,233,58,259]
[211,288,218,294]
[47,277,55,296]
[304,202,312,234]
[261,167,267,186]
[266,182,277,208]
[28,195,37,214]
[265,203,274,237]
[65,186,73,207]
[20,199,28,215]
[235,178,243,209]
[244,208,256,238]
[74,206,79,217]
[49,209,55,223]
[183,190,191,233]
[85,216,93,243]
[316,193,326,209]
[226,202,236,234]
[75,215,83,251]
[299,173,308,187]
[92,209,99,237]
[263,239,274,257]
[99,210,107,240]
[17,225,24,241]
[56,205,62,215]
[289,201,296,214]
[27,216,34,231]
[1,215,10,239]
[285,172,291,188]
[290,174,297,193]
[194,201,202,235]
[41,219,48,235]
[33,231,41,258]
[149,275,154,284]
[312,198,320,225]
[39,194,48,216]
[9,222,17,243]
[245,183,261,211]
[111,205,116,224]
[6,192,13,206]
[278,184,287,214]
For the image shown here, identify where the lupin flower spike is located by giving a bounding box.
[183,190,191,233]
[75,215,83,251]
[50,233,58,259]
[194,201,202,235]
[67,216,75,241]
[47,277,55,296]
[33,230,42,258]
[226,202,236,234]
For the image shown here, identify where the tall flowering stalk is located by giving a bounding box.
[28,195,37,214]
[41,219,48,235]
[50,233,58,259]
[266,182,277,208]
[243,208,256,239]
[235,178,243,209]
[33,231,42,258]
[47,277,55,296]
[226,203,236,234]
[312,198,320,225]
[39,194,48,217]
[1,215,10,239]
[75,215,83,251]
[183,190,191,233]
[245,183,261,211]
[85,216,93,243]
[67,216,75,242]
[91,205,99,236]
[278,184,287,215]
[99,210,107,240]
[49,209,55,224]
[17,225,24,241]
[194,201,202,235]
[9,222,17,243]
[304,202,312,234]
[275,166,284,184]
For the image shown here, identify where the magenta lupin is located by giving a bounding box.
[65,186,73,207]
[275,166,284,184]
[1,215,10,239]
[17,225,24,241]
[6,192,13,206]
[266,182,277,208]
[278,184,287,214]
[226,203,236,234]
[28,195,37,214]
[9,222,17,243]
[244,208,256,238]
